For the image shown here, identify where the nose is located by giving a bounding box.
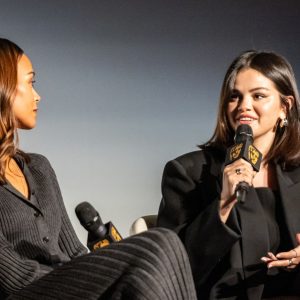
[237,95,252,112]
[34,88,41,103]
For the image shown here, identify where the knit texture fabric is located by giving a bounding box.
[0,154,197,299]
[0,154,87,298]
[9,228,197,300]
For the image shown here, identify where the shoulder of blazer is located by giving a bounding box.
[174,149,225,175]
[277,163,300,185]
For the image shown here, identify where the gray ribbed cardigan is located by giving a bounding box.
[0,153,87,298]
[0,154,197,300]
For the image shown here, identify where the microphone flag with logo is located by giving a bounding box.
[75,202,122,251]
[225,124,262,202]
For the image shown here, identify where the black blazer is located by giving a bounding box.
[157,149,300,299]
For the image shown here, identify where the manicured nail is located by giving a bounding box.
[261,257,267,261]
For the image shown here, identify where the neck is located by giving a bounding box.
[253,162,278,189]
[253,134,275,158]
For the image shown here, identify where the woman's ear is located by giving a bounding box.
[280,95,294,118]
[278,96,294,128]
[284,95,294,112]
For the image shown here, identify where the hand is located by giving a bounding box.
[219,159,256,222]
[261,233,300,270]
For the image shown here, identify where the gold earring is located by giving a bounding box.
[280,118,288,128]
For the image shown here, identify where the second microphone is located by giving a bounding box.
[75,202,122,251]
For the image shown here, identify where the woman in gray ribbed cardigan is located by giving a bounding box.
[0,38,196,300]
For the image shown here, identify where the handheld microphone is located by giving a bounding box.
[225,124,262,203]
[75,202,122,251]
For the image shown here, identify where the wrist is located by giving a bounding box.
[219,197,237,223]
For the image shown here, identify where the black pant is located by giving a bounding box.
[9,228,197,300]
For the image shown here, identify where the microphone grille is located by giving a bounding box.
[234,124,253,143]
[75,202,101,230]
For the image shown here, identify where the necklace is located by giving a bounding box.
[5,159,29,199]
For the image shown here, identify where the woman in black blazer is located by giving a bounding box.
[158,50,300,299]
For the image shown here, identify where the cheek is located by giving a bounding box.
[226,103,236,120]
[258,102,282,117]
[15,84,27,98]
[13,90,25,110]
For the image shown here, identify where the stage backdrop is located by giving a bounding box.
[1,0,299,243]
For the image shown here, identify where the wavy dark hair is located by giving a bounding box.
[0,38,26,183]
[202,50,300,168]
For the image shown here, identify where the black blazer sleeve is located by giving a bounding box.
[157,150,241,284]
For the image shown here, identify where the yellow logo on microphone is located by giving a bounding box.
[93,239,110,250]
[111,226,122,242]
[230,143,243,161]
[248,145,259,165]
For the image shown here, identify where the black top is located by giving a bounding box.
[256,187,292,253]
[256,188,295,297]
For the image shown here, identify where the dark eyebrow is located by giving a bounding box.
[249,87,270,92]
[232,87,270,93]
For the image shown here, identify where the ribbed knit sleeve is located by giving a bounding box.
[0,232,52,295]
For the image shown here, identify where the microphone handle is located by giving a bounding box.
[235,181,249,203]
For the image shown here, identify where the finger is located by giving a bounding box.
[235,158,253,168]
[226,159,253,174]
[267,252,277,260]
[228,165,253,177]
[276,249,299,259]
[222,160,255,201]
[296,233,300,245]
[231,168,255,186]
[261,256,273,263]
[268,258,297,269]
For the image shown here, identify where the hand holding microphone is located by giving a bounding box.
[75,202,122,251]
[220,125,262,222]
[224,124,262,203]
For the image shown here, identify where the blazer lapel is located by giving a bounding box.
[276,164,300,246]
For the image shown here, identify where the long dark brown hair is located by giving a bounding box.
[202,50,300,168]
[0,38,25,183]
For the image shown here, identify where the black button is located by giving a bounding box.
[43,236,50,243]
[31,190,35,195]
[34,212,40,217]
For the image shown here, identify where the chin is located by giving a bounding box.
[18,124,36,130]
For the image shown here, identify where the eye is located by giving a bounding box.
[253,93,266,100]
[229,92,241,102]
[31,80,36,87]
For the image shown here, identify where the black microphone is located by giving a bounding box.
[225,124,262,203]
[75,202,122,251]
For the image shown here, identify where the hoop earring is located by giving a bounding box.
[280,118,288,128]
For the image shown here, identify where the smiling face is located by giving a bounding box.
[12,54,41,129]
[226,68,286,152]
